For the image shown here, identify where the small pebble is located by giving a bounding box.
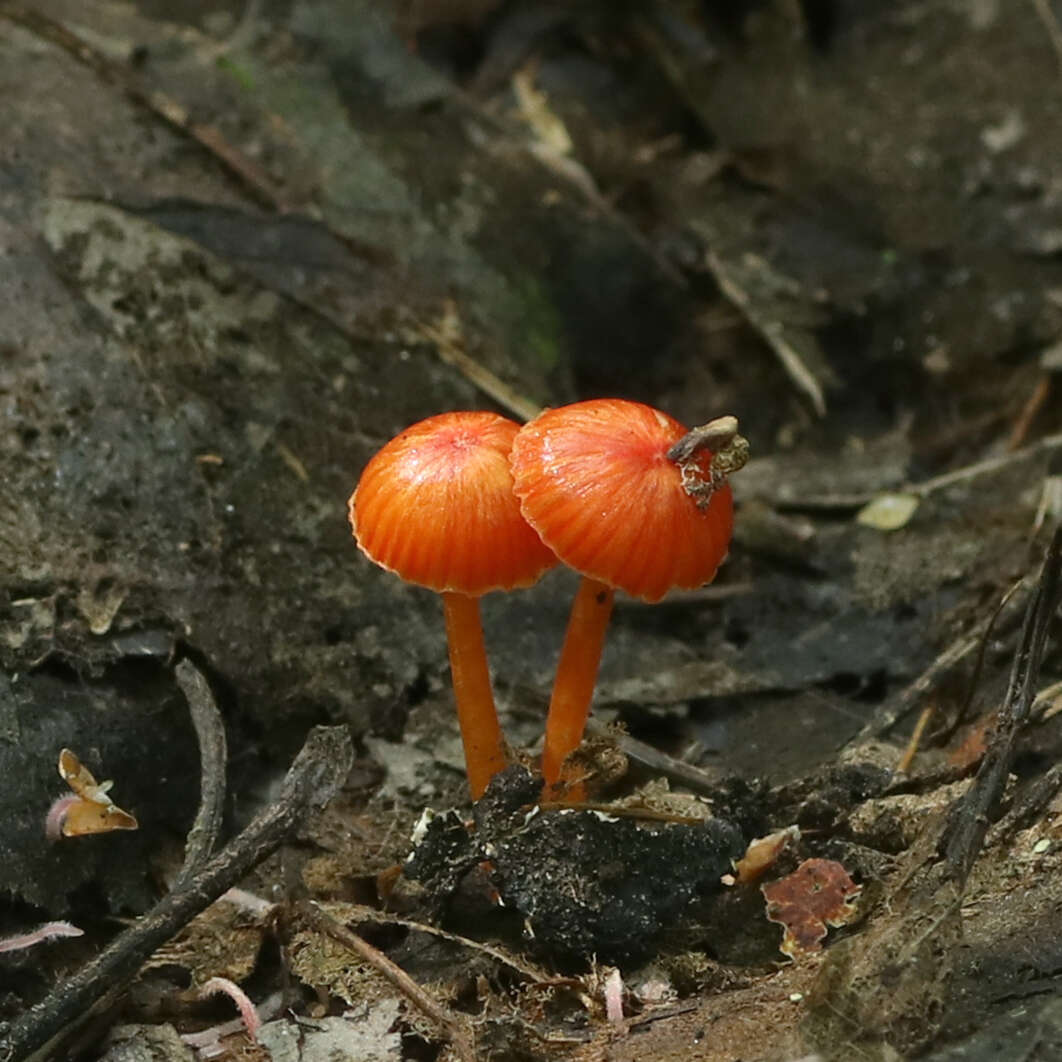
[1033,838,1051,854]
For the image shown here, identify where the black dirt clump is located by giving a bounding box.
[405,767,744,963]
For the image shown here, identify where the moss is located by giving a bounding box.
[216,55,256,92]
[510,273,563,375]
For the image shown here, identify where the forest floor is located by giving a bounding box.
[4,2,1062,1060]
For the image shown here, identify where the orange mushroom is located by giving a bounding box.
[350,411,556,799]
[510,399,744,794]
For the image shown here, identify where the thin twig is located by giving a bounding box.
[297,902,478,1062]
[1031,0,1062,75]
[418,300,542,423]
[937,578,1026,743]
[174,659,228,887]
[761,431,1062,513]
[334,904,549,984]
[914,432,1062,498]
[706,250,828,416]
[584,717,724,796]
[0,726,352,1062]
[533,801,709,825]
[854,627,983,742]
[854,578,1028,741]
[941,526,1062,884]
[1032,678,1062,721]
[0,2,293,213]
[1008,375,1052,451]
[895,703,934,774]
[985,763,1062,847]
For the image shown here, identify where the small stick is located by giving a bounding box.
[1031,0,1062,76]
[1007,375,1051,451]
[334,904,549,984]
[854,578,1027,741]
[915,432,1062,498]
[584,717,724,797]
[935,579,1026,744]
[0,2,293,213]
[297,902,477,1062]
[941,526,1062,883]
[418,300,542,423]
[174,659,228,887]
[0,726,352,1062]
[895,703,935,774]
[1033,679,1062,721]
[706,250,829,416]
[534,801,709,825]
[985,763,1062,845]
[761,431,1062,512]
[666,415,749,509]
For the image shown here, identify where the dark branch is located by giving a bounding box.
[173,659,228,888]
[940,526,1062,884]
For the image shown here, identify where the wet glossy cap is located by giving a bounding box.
[510,399,733,602]
[350,411,557,596]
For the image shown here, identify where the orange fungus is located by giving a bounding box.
[510,398,733,603]
[352,411,556,596]
[510,398,741,791]
[349,411,556,799]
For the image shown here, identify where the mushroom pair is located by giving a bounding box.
[349,399,744,800]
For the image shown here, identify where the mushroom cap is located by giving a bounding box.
[350,411,557,596]
[510,399,733,602]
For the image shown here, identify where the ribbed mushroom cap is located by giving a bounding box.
[351,411,557,596]
[510,399,733,603]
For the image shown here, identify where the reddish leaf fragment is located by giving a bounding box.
[949,713,994,771]
[762,858,861,958]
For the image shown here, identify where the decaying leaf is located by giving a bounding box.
[47,749,138,839]
[856,492,920,531]
[146,899,267,985]
[733,825,801,884]
[762,858,861,958]
[949,714,994,770]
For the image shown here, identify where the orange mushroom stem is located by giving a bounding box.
[540,576,614,787]
[442,591,509,798]
[511,401,746,796]
[350,412,556,800]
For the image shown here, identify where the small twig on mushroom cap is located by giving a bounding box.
[667,415,749,509]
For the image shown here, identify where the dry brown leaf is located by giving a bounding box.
[733,825,800,884]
